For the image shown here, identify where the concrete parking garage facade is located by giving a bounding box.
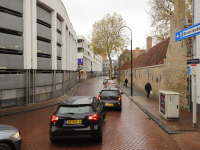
[0,0,77,108]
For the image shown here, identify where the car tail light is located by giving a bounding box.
[51,115,59,123]
[88,113,99,122]
[98,95,101,101]
[115,85,117,88]
[118,95,121,101]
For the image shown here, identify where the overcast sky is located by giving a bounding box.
[61,0,152,50]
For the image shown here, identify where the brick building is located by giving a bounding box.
[119,0,191,109]
[119,48,147,68]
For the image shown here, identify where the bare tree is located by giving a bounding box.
[147,0,192,44]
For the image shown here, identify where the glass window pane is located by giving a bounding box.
[101,91,118,97]
[57,106,92,114]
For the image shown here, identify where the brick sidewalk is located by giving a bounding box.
[0,83,80,117]
[116,80,200,134]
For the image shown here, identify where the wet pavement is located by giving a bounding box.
[116,79,200,149]
[0,76,198,149]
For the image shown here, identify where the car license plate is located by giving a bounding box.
[105,103,113,106]
[65,120,82,124]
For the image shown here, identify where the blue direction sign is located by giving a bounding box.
[175,22,200,42]
[78,59,83,65]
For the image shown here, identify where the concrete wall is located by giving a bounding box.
[77,71,102,83]
[0,0,78,109]
[0,72,77,108]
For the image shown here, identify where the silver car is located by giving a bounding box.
[0,124,22,150]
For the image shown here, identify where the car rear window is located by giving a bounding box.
[101,90,118,97]
[57,106,92,114]
[107,80,116,84]
[106,85,116,88]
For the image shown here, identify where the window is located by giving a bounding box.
[78,48,83,53]
[78,39,83,43]
[101,91,118,97]
[57,106,92,114]
[94,98,100,108]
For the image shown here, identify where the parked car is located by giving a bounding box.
[49,96,106,142]
[0,124,22,150]
[114,74,117,78]
[103,78,109,84]
[98,88,123,111]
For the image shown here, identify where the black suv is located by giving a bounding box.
[49,96,106,142]
[98,88,123,111]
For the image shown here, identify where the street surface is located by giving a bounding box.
[0,77,186,149]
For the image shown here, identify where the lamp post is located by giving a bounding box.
[118,26,133,96]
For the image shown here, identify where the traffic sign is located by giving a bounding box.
[187,59,200,64]
[175,22,200,42]
[78,59,83,65]
[188,64,197,75]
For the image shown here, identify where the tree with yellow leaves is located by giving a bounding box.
[90,13,129,79]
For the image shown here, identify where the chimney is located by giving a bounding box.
[146,37,152,50]
[136,47,140,57]
[174,0,185,21]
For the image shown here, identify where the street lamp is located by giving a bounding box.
[118,26,133,96]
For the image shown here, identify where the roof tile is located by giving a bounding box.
[120,38,170,70]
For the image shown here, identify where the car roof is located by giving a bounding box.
[60,96,94,106]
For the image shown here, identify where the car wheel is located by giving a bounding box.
[96,127,102,142]
[102,109,106,120]
[50,138,57,143]
[118,107,122,112]
[0,143,12,150]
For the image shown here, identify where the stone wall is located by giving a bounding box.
[119,65,164,98]
[119,0,191,109]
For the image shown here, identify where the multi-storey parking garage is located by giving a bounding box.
[0,0,77,108]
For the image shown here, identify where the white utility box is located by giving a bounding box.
[159,91,179,120]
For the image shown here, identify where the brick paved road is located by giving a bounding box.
[0,77,185,150]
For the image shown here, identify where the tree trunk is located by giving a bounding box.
[109,57,112,79]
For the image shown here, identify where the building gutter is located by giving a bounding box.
[135,64,164,70]
[120,64,164,71]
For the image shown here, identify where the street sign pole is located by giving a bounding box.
[176,0,198,127]
[192,0,197,128]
